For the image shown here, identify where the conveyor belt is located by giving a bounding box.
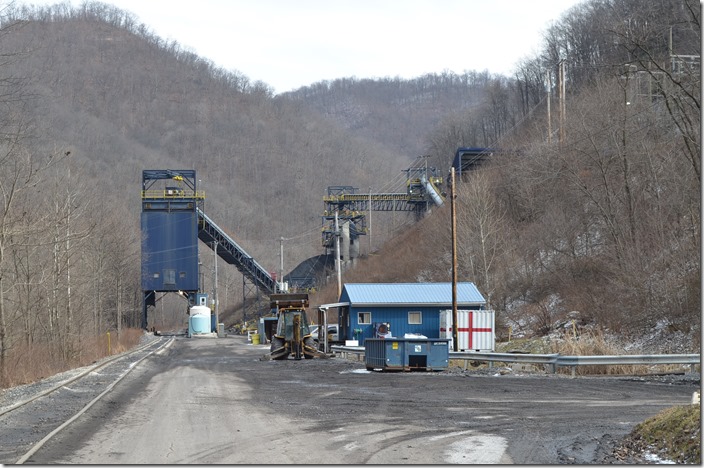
[197,208,277,294]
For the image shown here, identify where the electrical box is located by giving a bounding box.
[196,293,208,306]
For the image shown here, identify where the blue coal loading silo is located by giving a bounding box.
[141,170,204,329]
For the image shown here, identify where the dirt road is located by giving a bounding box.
[24,335,699,464]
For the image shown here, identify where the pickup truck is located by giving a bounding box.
[309,324,340,344]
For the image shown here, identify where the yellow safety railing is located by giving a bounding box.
[323,193,408,202]
[141,190,206,199]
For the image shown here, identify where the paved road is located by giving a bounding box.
[25,335,699,464]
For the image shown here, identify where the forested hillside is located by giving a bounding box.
[0,1,521,384]
[0,0,698,387]
[286,71,501,157]
[310,0,701,350]
[0,2,395,382]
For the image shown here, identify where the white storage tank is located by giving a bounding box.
[189,305,212,335]
[439,310,495,352]
[190,305,211,316]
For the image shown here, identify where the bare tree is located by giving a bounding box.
[456,170,506,309]
[0,142,58,384]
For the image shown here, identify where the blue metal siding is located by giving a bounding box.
[346,305,482,344]
[141,211,198,291]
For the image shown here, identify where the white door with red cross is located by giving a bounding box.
[439,310,495,351]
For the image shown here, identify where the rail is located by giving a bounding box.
[331,345,365,362]
[323,193,409,202]
[555,354,700,377]
[449,351,560,367]
[0,337,168,418]
[329,345,700,377]
[141,189,206,199]
[10,337,173,464]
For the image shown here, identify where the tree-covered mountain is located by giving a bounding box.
[0,0,698,386]
[309,0,700,348]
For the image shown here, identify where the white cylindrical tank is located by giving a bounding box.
[189,305,212,335]
[190,305,211,316]
[421,175,444,206]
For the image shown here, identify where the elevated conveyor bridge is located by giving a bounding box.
[324,192,421,212]
[197,208,277,294]
[451,147,495,179]
[321,163,445,249]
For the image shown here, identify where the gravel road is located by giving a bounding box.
[4,334,699,464]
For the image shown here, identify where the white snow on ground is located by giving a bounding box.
[444,434,508,464]
[429,430,474,441]
[644,451,676,464]
[340,369,371,374]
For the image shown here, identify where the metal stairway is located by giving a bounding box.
[197,208,277,294]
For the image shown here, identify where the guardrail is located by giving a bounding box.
[555,354,700,377]
[330,345,700,377]
[332,346,365,362]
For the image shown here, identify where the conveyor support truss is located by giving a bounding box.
[197,208,277,294]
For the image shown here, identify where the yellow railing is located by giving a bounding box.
[323,193,408,202]
[141,190,206,199]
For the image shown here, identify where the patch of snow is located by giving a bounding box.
[403,333,427,339]
[445,434,508,464]
[643,451,676,464]
[429,430,473,441]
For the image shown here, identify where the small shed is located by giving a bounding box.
[332,282,486,345]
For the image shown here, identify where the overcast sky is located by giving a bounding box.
[22,0,584,94]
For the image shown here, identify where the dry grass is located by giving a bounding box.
[489,330,693,376]
[2,328,144,389]
[549,328,684,376]
[629,404,701,464]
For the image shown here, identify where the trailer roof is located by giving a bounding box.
[340,282,485,306]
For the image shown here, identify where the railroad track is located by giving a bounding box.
[0,335,173,464]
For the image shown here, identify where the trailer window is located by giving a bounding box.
[408,311,422,324]
[358,312,371,324]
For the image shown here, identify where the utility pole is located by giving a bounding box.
[450,167,458,352]
[559,59,566,147]
[213,241,218,330]
[335,211,342,299]
[368,186,372,253]
[546,69,552,144]
[279,237,285,293]
[242,272,246,327]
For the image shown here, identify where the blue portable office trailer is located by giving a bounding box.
[334,283,486,345]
